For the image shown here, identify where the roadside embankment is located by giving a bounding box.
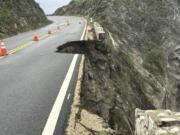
[0,0,51,38]
[56,0,180,134]
[57,36,162,134]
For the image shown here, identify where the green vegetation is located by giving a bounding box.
[0,0,51,38]
[0,8,15,37]
[143,44,166,77]
[98,131,108,135]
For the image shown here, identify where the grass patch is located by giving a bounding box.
[98,131,108,135]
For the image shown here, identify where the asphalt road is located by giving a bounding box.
[0,16,86,135]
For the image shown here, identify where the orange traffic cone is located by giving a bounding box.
[1,40,7,56]
[48,29,52,34]
[57,26,60,30]
[33,31,39,41]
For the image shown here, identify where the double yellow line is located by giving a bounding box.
[8,41,35,55]
[0,23,68,59]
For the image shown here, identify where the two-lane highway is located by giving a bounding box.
[0,16,86,135]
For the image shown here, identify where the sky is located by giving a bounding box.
[35,0,72,14]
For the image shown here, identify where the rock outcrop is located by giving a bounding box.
[56,0,180,134]
[0,0,51,38]
[135,109,180,135]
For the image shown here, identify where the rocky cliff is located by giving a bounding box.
[55,0,180,134]
[0,0,50,38]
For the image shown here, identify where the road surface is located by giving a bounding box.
[0,16,86,135]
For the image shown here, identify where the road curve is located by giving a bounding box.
[0,16,86,135]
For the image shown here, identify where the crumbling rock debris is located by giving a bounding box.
[135,108,180,135]
[55,0,180,134]
[57,40,159,135]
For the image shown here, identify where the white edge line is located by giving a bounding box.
[80,19,87,40]
[42,54,78,135]
[67,93,71,100]
[42,18,87,135]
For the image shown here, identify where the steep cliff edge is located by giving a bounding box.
[56,0,180,134]
[0,0,51,38]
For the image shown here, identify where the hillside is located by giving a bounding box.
[55,0,180,135]
[0,0,51,38]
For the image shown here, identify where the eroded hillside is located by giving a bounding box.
[0,0,51,38]
[55,0,180,134]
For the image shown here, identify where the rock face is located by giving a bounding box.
[135,109,180,135]
[0,0,50,38]
[55,0,180,134]
[57,40,156,135]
